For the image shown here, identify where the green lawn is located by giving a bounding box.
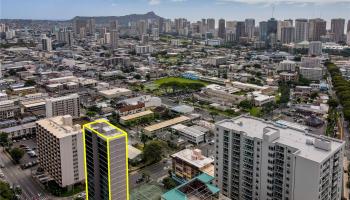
[154,77,209,86]
[250,107,262,117]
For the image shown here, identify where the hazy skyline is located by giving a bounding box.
[1,0,350,23]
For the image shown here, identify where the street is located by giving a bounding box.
[0,149,49,200]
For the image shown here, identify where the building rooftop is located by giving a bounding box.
[84,119,126,139]
[144,116,190,133]
[171,105,194,114]
[47,93,79,102]
[171,124,206,138]
[99,88,131,96]
[36,115,81,138]
[120,110,153,121]
[216,115,345,163]
[171,149,213,169]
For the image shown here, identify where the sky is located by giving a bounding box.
[1,0,350,23]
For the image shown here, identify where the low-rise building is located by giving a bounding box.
[202,84,249,105]
[144,116,190,135]
[0,122,36,139]
[98,87,132,99]
[119,95,161,108]
[171,124,207,144]
[0,100,19,120]
[171,149,214,181]
[119,110,154,125]
[299,67,323,81]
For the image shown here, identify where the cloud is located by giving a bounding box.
[217,0,350,4]
[149,0,161,5]
[171,0,187,2]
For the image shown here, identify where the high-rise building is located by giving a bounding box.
[280,26,295,44]
[83,119,129,200]
[267,18,278,36]
[277,20,292,41]
[295,19,309,42]
[36,115,84,188]
[152,27,159,41]
[259,21,268,41]
[58,29,74,46]
[309,41,323,56]
[347,31,350,45]
[235,21,246,41]
[215,116,345,200]
[137,20,147,35]
[158,17,164,33]
[41,35,52,51]
[46,93,80,118]
[207,18,215,34]
[201,18,207,34]
[109,20,119,31]
[73,18,87,36]
[331,18,345,43]
[104,32,111,44]
[0,23,6,33]
[225,30,236,43]
[308,18,326,41]
[218,19,226,39]
[347,20,350,33]
[175,18,187,34]
[110,30,119,49]
[226,21,236,31]
[245,19,255,39]
[87,18,96,35]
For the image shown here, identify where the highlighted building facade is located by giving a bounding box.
[83,119,129,200]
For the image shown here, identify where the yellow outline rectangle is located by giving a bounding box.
[82,119,129,200]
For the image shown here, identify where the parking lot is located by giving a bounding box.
[12,138,39,168]
[0,138,48,200]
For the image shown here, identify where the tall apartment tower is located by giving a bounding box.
[245,19,255,39]
[277,20,292,41]
[215,116,344,200]
[152,27,159,41]
[87,18,96,35]
[83,119,129,200]
[207,18,215,34]
[347,20,350,33]
[58,29,74,46]
[280,26,295,44]
[295,19,309,42]
[41,35,52,51]
[110,30,119,49]
[235,21,246,41]
[36,115,84,187]
[308,18,326,41]
[46,93,80,118]
[109,20,119,31]
[309,41,323,56]
[74,18,87,36]
[259,21,268,42]
[218,19,226,39]
[331,18,345,43]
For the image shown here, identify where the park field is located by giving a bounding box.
[154,77,209,86]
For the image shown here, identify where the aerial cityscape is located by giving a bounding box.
[1,0,350,200]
